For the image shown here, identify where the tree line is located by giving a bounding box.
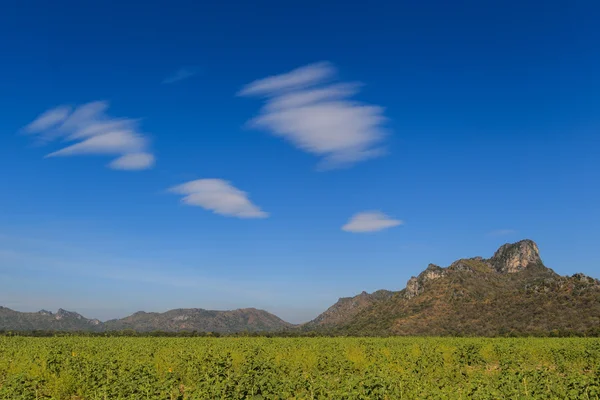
[1,328,599,338]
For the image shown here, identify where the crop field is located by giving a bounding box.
[1,337,599,399]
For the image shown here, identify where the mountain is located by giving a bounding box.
[304,290,393,328]
[0,307,101,332]
[3,239,599,336]
[0,307,291,333]
[102,308,292,333]
[307,240,600,336]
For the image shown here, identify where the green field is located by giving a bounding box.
[1,337,599,399]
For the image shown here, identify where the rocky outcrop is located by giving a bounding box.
[405,264,446,299]
[448,257,492,272]
[490,239,542,273]
[55,308,84,320]
[404,240,545,300]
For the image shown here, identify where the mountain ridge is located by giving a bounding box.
[2,239,599,335]
[0,306,292,333]
[306,239,600,336]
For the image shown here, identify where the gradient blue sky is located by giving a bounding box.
[1,0,599,323]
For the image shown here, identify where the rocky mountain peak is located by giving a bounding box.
[56,308,84,320]
[490,239,542,273]
[404,240,545,300]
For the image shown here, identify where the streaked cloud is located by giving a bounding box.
[162,67,198,84]
[342,211,403,233]
[169,179,268,219]
[239,62,335,96]
[23,106,72,133]
[238,62,389,169]
[487,229,517,237]
[22,101,155,170]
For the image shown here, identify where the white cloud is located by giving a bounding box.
[169,179,268,219]
[23,106,72,133]
[22,101,155,170]
[342,211,403,233]
[162,67,198,84]
[47,130,147,157]
[239,62,389,169]
[109,153,155,170]
[262,83,361,111]
[238,62,335,96]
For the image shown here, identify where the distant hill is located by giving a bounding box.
[2,240,599,336]
[306,240,600,336]
[102,308,292,333]
[0,307,291,333]
[0,308,101,332]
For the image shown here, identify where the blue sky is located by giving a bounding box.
[1,0,599,323]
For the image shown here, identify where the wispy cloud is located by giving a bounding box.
[162,67,198,84]
[342,211,403,233]
[169,179,268,218]
[487,229,517,237]
[239,62,336,96]
[22,101,155,170]
[238,62,389,169]
[23,106,72,133]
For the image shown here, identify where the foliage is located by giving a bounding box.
[1,337,600,399]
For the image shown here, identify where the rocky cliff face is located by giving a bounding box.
[490,239,542,273]
[404,240,545,300]
[55,308,85,320]
[405,264,446,299]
